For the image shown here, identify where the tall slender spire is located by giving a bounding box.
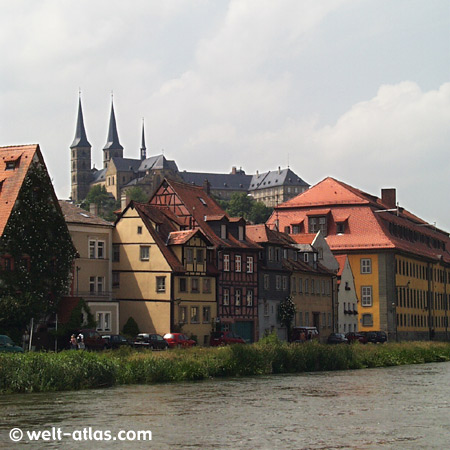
[103,97,123,151]
[140,118,147,160]
[70,95,91,148]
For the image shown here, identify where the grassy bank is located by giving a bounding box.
[1,338,450,394]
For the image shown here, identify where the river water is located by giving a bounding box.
[1,362,450,449]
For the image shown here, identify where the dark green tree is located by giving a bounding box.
[224,192,273,224]
[248,201,273,224]
[278,296,296,341]
[0,163,77,338]
[122,316,140,337]
[81,185,119,222]
[124,186,149,203]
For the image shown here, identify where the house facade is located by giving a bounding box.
[267,177,450,341]
[59,201,119,334]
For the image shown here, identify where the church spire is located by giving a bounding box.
[140,118,147,160]
[103,96,123,151]
[70,95,91,148]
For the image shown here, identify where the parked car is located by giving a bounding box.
[345,332,368,344]
[102,334,132,349]
[0,335,24,353]
[360,331,388,344]
[290,327,319,343]
[209,331,246,346]
[75,329,108,350]
[163,333,196,348]
[133,333,169,350]
[327,333,348,344]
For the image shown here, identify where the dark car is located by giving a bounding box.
[345,332,368,344]
[102,334,131,349]
[361,331,388,344]
[76,329,108,350]
[327,333,348,344]
[163,333,196,348]
[209,331,246,346]
[134,333,169,350]
[0,335,24,353]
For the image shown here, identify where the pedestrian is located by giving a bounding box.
[70,334,77,349]
[77,333,85,350]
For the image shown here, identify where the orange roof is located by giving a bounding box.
[334,254,348,277]
[0,145,40,236]
[246,224,294,246]
[290,233,316,244]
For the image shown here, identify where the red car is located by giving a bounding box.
[163,333,196,348]
[345,332,368,344]
[209,331,246,346]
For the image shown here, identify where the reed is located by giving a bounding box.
[1,339,449,394]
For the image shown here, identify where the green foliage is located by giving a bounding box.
[125,186,149,203]
[0,163,77,337]
[55,299,95,341]
[2,341,450,394]
[81,185,120,221]
[278,296,296,340]
[122,316,140,337]
[224,192,273,224]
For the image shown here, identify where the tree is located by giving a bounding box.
[122,316,140,337]
[248,201,272,224]
[0,163,77,338]
[278,296,296,341]
[81,185,120,222]
[225,192,273,224]
[125,186,149,203]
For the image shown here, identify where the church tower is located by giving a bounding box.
[140,118,147,160]
[103,98,123,168]
[70,96,92,202]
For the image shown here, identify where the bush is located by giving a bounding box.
[122,317,140,338]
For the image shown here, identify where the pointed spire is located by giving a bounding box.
[103,96,123,151]
[140,118,147,160]
[70,94,91,148]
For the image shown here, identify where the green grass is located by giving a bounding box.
[1,338,450,394]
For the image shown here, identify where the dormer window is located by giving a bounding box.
[198,197,207,206]
[309,216,327,235]
[6,161,16,170]
[221,224,227,239]
[336,222,345,234]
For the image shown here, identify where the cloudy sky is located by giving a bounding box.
[1,0,449,230]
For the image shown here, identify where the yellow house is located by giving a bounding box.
[113,202,216,343]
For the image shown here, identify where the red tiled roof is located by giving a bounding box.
[290,233,316,244]
[246,224,294,246]
[334,254,348,277]
[0,145,39,235]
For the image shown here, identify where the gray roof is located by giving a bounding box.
[103,101,123,151]
[111,157,141,172]
[59,200,113,227]
[180,170,251,191]
[91,167,106,183]
[249,168,309,191]
[138,154,178,172]
[70,98,91,148]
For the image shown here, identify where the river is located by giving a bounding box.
[1,362,450,449]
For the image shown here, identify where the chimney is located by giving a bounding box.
[231,166,237,175]
[203,178,211,195]
[121,192,131,211]
[278,166,281,174]
[89,203,98,216]
[256,170,259,177]
[381,188,396,209]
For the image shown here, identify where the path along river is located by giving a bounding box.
[1,362,450,449]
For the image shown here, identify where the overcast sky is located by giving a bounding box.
[1,0,449,230]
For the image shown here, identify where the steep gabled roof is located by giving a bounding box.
[138,154,179,173]
[103,101,123,151]
[110,157,141,172]
[70,97,91,149]
[0,145,41,235]
[249,168,308,191]
[180,170,251,192]
[246,224,295,247]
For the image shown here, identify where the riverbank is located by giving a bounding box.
[1,338,449,394]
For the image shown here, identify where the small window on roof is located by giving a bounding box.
[198,197,207,206]
[5,161,16,170]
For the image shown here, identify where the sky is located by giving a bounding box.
[1,0,449,230]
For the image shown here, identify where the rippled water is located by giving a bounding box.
[1,362,450,449]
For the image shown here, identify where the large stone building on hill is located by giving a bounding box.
[70,97,309,207]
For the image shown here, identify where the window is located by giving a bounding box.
[223,289,230,305]
[221,224,227,239]
[318,248,323,260]
[362,313,373,327]
[264,274,270,290]
[246,256,254,273]
[305,279,309,294]
[5,161,16,170]
[361,258,372,274]
[196,249,204,264]
[203,307,211,323]
[223,254,230,271]
[268,247,274,261]
[264,302,269,316]
[298,278,303,293]
[304,253,309,263]
[292,225,300,234]
[308,216,327,235]
[276,275,281,290]
[112,271,120,288]
[96,312,111,332]
[235,255,242,272]
[311,279,315,294]
[336,222,345,234]
[361,286,373,306]
[140,246,150,261]
[190,307,199,323]
[179,278,187,292]
[246,290,253,306]
[89,239,105,259]
[291,277,296,293]
[137,226,142,234]
[235,289,241,306]
[203,278,211,293]
[191,278,199,293]
[238,226,244,241]
[156,277,166,293]
[282,276,288,291]
[179,306,187,323]
[89,276,95,293]
[112,244,120,262]
[275,248,281,262]
[186,248,194,264]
